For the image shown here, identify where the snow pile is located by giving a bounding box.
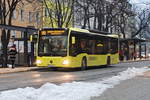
[0,67,149,100]
[102,67,148,85]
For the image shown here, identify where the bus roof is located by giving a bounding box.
[69,28,118,39]
[107,34,119,38]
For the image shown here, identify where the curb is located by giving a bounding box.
[0,70,29,74]
[0,67,44,74]
[120,59,150,63]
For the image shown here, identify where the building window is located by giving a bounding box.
[29,12,32,23]
[11,30,17,38]
[12,10,17,19]
[36,12,40,23]
[20,9,24,21]
[21,31,24,38]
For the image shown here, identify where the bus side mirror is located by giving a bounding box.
[30,35,33,42]
[29,34,38,42]
[72,37,75,44]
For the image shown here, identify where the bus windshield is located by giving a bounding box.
[38,35,68,56]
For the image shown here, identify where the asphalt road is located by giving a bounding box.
[0,61,150,92]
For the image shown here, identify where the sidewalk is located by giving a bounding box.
[120,58,150,63]
[0,66,44,74]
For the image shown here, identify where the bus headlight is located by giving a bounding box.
[63,60,69,65]
[36,60,42,64]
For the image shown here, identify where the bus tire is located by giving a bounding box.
[81,57,87,70]
[107,56,111,66]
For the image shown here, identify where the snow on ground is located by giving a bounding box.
[0,67,150,100]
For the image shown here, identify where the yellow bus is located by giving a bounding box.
[35,28,119,70]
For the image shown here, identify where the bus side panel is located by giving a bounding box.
[87,55,107,66]
[110,53,119,64]
[87,53,119,66]
[36,53,119,68]
[68,55,86,68]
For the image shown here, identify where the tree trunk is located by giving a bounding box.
[97,15,102,31]
[1,30,8,67]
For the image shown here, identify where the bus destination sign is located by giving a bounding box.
[40,30,65,35]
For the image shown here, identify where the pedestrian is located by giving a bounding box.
[8,44,17,69]
[133,51,137,60]
[124,48,129,60]
[119,49,124,61]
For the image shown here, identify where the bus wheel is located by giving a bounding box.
[81,57,87,70]
[107,56,111,66]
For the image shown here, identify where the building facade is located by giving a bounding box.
[11,0,43,38]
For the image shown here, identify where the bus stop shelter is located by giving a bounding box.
[0,24,38,67]
[120,38,146,60]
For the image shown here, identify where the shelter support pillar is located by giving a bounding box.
[30,41,34,66]
[24,31,28,66]
[134,41,136,60]
[139,41,142,60]
[145,44,146,59]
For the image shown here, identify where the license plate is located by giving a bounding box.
[48,65,55,67]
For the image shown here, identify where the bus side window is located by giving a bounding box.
[70,36,78,56]
[79,39,89,53]
[110,39,118,54]
[96,40,103,54]
[80,40,86,49]
[88,40,96,54]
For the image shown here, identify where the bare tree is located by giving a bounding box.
[43,0,74,28]
[75,0,94,29]
[74,0,134,37]
[0,0,21,67]
[131,8,150,38]
[114,0,134,38]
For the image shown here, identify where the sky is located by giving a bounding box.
[130,0,150,11]
[130,0,150,4]
[0,67,150,100]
